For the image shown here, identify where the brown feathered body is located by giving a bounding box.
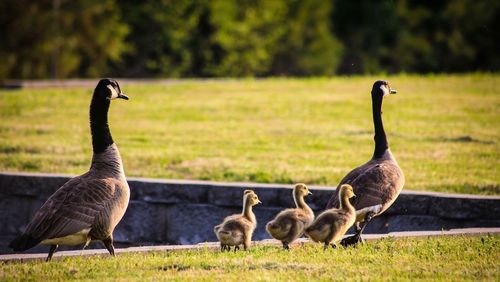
[327,151,404,218]
[10,144,129,250]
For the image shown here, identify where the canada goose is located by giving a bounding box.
[305,184,356,249]
[266,183,314,250]
[326,80,405,247]
[214,190,261,251]
[8,79,130,261]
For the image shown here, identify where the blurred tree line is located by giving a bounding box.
[1,0,499,79]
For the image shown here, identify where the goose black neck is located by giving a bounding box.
[90,93,113,154]
[372,93,388,159]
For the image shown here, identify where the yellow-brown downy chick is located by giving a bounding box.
[214,190,261,251]
[305,184,356,249]
[266,183,314,249]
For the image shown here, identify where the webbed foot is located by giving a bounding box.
[340,234,364,248]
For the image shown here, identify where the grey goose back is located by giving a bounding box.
[326,80,405,247]
[8,79,130,261]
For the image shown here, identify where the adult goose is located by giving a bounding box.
[9,79,130,261]
[326,80,404,247]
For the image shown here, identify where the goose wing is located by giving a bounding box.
[219,216,250,235]
[23,176,118,241]
[331,162,403,212]
[326,161,373,209]
[267,210,295,236]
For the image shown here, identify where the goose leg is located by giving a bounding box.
[80,239,91,256]
[282,241,290,250]
[46,244,58,262]
[102,236,115,257]
[341,212,375,247]
[323,242,337,250]
[82,237,91,250]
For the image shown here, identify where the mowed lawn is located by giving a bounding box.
[0,74,498,195]
[1,236,499,281]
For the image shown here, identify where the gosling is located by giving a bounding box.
[266,183,314,249]
[305,184,356,250]
[214,190,261,251]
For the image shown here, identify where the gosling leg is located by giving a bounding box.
[102,236,115,257]
[46,244,58,262]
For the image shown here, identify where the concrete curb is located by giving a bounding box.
[3,171,500,200]
[1,227,498,263]
[1,172,500,254]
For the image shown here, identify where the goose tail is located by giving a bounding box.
[8,234,40,251]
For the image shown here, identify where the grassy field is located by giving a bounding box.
[1,236,499,281]
[0,74,499,195]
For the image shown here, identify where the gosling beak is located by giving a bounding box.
[117,93,129,100]
[257,200,262,204]
[353,194,357,197]
[308,191,313,195]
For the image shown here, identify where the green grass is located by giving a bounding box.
[0,74,499,195]
[1,236,499,281]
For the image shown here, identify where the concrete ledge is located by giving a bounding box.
[1,172,499,254]
[1,228,498,263]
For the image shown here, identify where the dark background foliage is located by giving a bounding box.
[1,0,499,79]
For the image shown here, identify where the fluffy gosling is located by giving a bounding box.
[266,183,314,249]
[305,184,356,249]
[214,190,261,251]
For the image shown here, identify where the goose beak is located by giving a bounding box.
[389,88,397,94]
[117,93,129,100]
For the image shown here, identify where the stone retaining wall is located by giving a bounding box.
[1,172,499,254]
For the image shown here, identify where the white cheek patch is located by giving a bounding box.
[380,85,390,96]
[107,85,119,99]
